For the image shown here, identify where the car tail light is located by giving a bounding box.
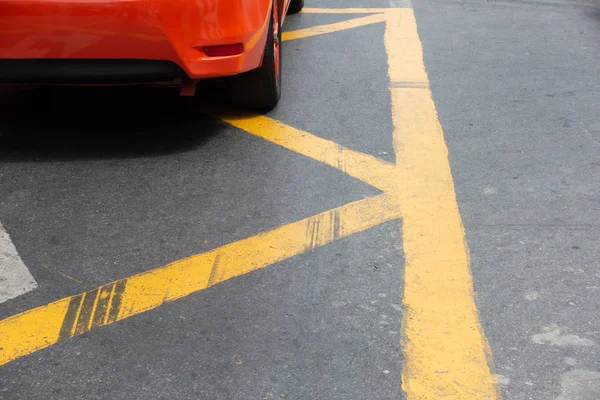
[203,44,243,57]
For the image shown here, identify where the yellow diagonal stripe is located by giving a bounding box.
[384,9,500,399]
[0,194,400,366]
[283,13,387,42]
[218,112,397,193]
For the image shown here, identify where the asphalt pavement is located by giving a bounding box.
[1,0,600,399]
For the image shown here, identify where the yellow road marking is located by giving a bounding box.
[0,194,400,366]
[301,8,388,13]
[40,263,85,285]
[282,13,387,42]
[218,112,396,192]
[384,9,500,399]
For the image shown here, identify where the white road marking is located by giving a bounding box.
[0,222,37,303]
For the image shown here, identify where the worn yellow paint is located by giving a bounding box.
[40,264,85,285]
[205,193,400,285]
[0,194,400,366]
[218,112,396,192]
[282,13,386,42]
[384,9,500,399]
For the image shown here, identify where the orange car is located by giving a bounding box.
[0,0,304,110]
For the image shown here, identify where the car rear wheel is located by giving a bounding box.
[231,0,281,111]
[287,0,304,14]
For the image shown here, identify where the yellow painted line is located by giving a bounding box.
[0,194,400,366]
[282,13,387,42]
[384,9,500,399]
[301,8,389,14]
[218,112,397,193]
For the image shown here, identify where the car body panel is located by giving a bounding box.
[0,0,290,81]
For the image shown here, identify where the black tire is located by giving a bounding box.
[287,0,304,14]
[231,1,281,111]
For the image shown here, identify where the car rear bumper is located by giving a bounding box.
[0,59,186,84]
[0,0,271,83]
